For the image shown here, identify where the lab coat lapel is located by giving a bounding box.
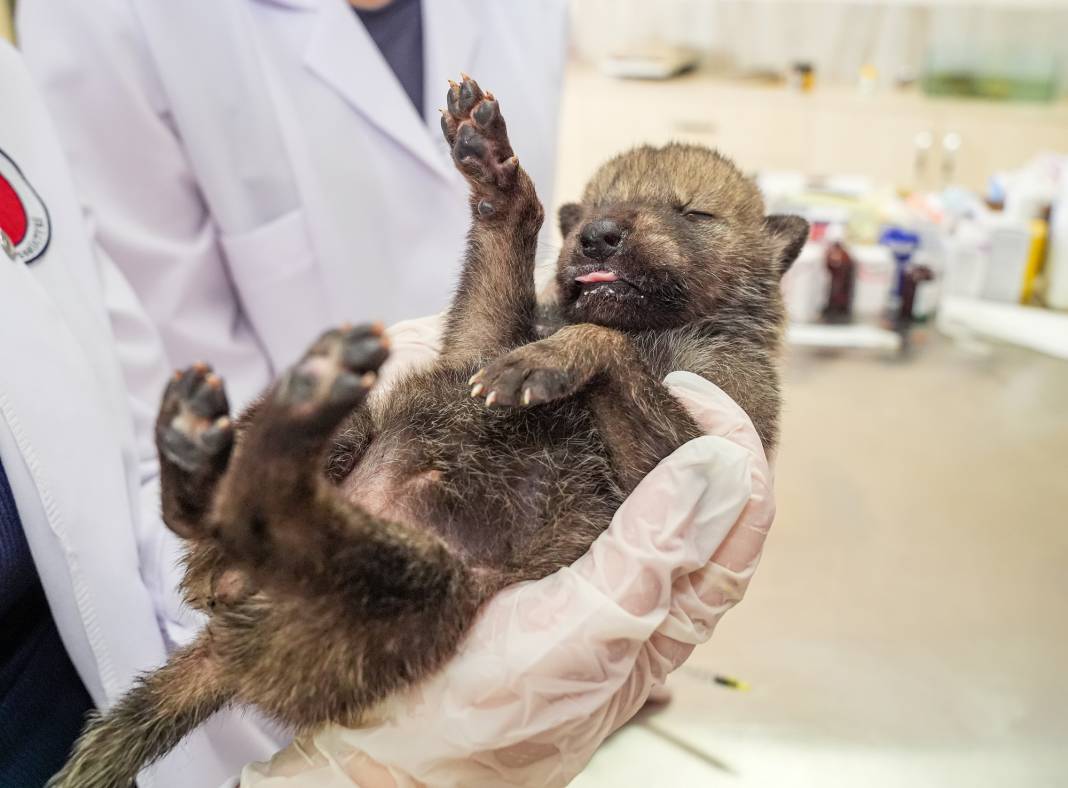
[303,0,453,181]
[0,237,280,788]
[423,0,479,107]
[0,256,161,703]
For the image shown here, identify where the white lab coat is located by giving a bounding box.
[17,0,569,407]
[0,42,281,788]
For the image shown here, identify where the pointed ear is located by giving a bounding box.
[763,215,810,276]
[558,203,583,238]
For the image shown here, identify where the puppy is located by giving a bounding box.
[50,76,807,787]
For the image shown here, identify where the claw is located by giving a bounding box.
[522,388,532,406]
[485,390,498,407]
[468,371,484,385]
[470,383,485,397]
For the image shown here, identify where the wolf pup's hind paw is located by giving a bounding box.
[271,323,390,428]
[158,363,234,475]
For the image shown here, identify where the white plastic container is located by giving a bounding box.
[851,244,895,319]
[942,216,1034,305]
[781,241,828,324]
[942,221,988,299]
[980,217,1032,304]
[1048,179,1068,311]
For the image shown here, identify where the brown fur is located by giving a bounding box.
[50,76,807,787]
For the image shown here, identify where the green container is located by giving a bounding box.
[921,49,1059,103]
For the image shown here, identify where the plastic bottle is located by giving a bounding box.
[899,265,935,327]
[880,227,921,299]
[822,226,856,324]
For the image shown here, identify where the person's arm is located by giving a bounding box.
[92,241,206,645]
[16,0,272,408]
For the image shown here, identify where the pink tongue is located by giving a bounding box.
[575,271,619,284]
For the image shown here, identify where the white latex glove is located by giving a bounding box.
[240,317,775,788]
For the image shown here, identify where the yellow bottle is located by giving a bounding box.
[1021,219,1048,304]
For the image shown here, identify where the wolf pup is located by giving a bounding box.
[51,76,807,787]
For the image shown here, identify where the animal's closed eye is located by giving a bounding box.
[684,210,718,222]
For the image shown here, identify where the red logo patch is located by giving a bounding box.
[0,149,51,264]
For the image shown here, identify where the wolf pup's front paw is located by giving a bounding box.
[158,363,234,475]
[440,74,519,218]
[269,323,390,433]
[469,346,582,409]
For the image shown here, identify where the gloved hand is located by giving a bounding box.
[240,317,775,788]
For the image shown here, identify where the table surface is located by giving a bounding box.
[575,333,1068,787]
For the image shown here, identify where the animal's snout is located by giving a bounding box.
[579,219,625,261]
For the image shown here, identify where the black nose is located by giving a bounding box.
[579,219,624,261]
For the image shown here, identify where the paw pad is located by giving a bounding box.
[440,74,517,195]
[159,364,234,473]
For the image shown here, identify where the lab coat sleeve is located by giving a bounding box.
[94,240,205,646]
[16,0,273,408]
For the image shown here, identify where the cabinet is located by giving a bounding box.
[554,64,1068,211]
